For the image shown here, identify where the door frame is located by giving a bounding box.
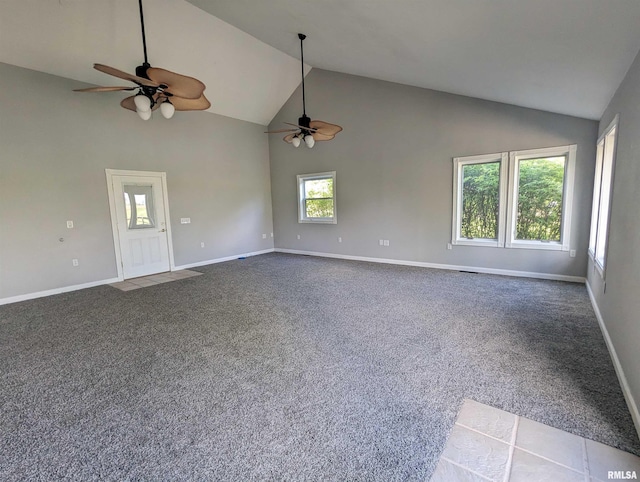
[105,169,176,281]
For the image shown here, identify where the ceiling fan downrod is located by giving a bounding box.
[136,0,151,79]
[297,33,312,134]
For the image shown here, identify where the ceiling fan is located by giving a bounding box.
[265,33,342,148]
[74,0,210,120]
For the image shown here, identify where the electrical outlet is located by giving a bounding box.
[66,220,74,229]
[262,233,267,239]
[72,259,79,267]
[338,237,342,243]
[200,242,205,248]
[447,243,452,250]
[570,249,576,258]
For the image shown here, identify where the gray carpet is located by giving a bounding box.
[1,253,638,480]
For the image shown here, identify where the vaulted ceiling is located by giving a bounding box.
[0,0,306,125]
[2,0,640,125]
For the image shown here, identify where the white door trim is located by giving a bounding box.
[105,169,176,281]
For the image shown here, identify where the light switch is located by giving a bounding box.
[181,218,191,224]
[66,221,74,229]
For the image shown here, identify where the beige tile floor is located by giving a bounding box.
[108,269,202,291]
[432,399,640,481]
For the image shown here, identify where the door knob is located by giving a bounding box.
[159,228,166,232]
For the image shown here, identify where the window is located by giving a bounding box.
[452,145,576,251]
[123,184,156,229]
[297,171,337,224]
[452,153,508,247]
[506,145,575,250]
[588,116,618,274]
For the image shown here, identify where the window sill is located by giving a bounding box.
[298,219,337,224]
[505,241,566,251]
[452,239,502,248]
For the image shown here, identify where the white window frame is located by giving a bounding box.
[588,139,604,258]
[452,145,577,251]
[452,152,508,247]
[505,145,576,251]
[588,115,618,277]
[297,171,337,224]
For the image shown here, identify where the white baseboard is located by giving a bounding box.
[586,281,640,438]
[275,248,585,283]
[174,248,275,270]
[0,277,120,306]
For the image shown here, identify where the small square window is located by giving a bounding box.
[297,172,337,224]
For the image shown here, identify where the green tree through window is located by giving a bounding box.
[461,162,500,239]
[516,157,565,241]
[304,178,334,218]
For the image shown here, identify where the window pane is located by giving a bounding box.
[305,199,334,218]
[461,162,500,239]
[516,156,565,241]
[589,141,604,254]
[298,172,337,223]
[596,127,616,266]
[305,178,333,199]
[123,184,156,229]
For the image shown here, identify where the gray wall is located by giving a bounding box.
[0,63,273,300]
[269,69,597,277]
[587,49,640,431]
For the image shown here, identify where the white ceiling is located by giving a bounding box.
[188,0,640,120]
[2,1,640,124]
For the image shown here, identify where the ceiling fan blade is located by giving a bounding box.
[94,64,159,88]
[310,120,343,137]
[120,94,161,112]
[283,122,319,132]
[283,133,296,144]
[312,132,335,142]
[74,86,137,93]
[147,68,205,100]
[264,128,298,134]
[166,94,211,111]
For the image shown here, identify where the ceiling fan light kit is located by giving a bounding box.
[159,99,175,119]
[304,134,315,148]
[74,0,209,120]
[134,93,151,112]
[265,33,342,148]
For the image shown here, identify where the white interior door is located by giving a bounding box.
[110,174,171,279]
